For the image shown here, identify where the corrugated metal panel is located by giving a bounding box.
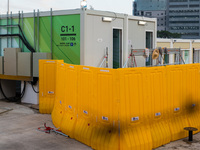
[173,42,190,49]
[157,42,171,48]
[91,68,119,150]
[119,68,152,150]
[39,60,63,114]
[74,66,95,146]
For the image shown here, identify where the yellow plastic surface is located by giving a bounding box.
[74,66,95,146]
[119,67,152,150]
[91,68,119,150]
[39,60,63,114]
[166,65,189,141]
[39,61,200,150]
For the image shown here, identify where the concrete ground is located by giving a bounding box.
[155,135,200,150]
[1,100,200,150]
[0,100,91,150]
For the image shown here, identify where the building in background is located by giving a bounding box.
[133,0,167,31]
[167,0,200,39]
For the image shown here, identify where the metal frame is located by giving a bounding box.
[99,48,108,68]
[123,48,185,68]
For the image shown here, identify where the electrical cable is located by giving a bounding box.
[27,77,39,93]
[0,80,26,102]
[0,34,35,52]
[0,25,35,101]
[0,24,35,52]
[31,84,39,93]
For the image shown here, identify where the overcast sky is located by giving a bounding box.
[0,0,133,15]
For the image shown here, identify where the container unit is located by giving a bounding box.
[0,8,157,69]
[0,9,156,104]
[83,10,157,68]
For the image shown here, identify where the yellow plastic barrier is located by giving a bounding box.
[119,67,153,150]
[51,62,66,128]
[166,65,189,141]
[74,66,95,146]
[39,60,63,114]
[145,67,171,148]
[90,68,119,150]
[59,64,78,138]
[185,64,200,134]
[39,61,200,150]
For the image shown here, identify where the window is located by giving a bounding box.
[169,15,199,19]
[145,12,152,16]
[169,10,199,13]
[169,0,188,2]
[170,26,199,30]
[169,5,188,8]
[189,4,200,7]
[170,21,199,23]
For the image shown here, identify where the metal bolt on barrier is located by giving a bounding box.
[184,127,198,141]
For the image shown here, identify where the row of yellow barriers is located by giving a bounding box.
[39,60,200,150]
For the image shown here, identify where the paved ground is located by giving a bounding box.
[155,135,200,150]
[0,101,91,150]
[1,100,200,150]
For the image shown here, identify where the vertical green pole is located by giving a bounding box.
[50,8,53,59]
[7,12,8,48]
[37,9,39,52]
[22,11,24,51]
[0,14,1,56]
[18,11,20,48]
[34,10,36,52]
[11,11,12,47]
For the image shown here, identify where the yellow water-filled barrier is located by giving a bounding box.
[74,66,95,146]
[39,60,63,114]
[184,64,200,134]
[145,67,171,148]
[39,61,200,150]
[90,68,119,150]
[166,65,189,141]
[119,67,153,150]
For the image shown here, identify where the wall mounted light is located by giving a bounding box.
[138,21,147,25]
[102,17,113,22]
